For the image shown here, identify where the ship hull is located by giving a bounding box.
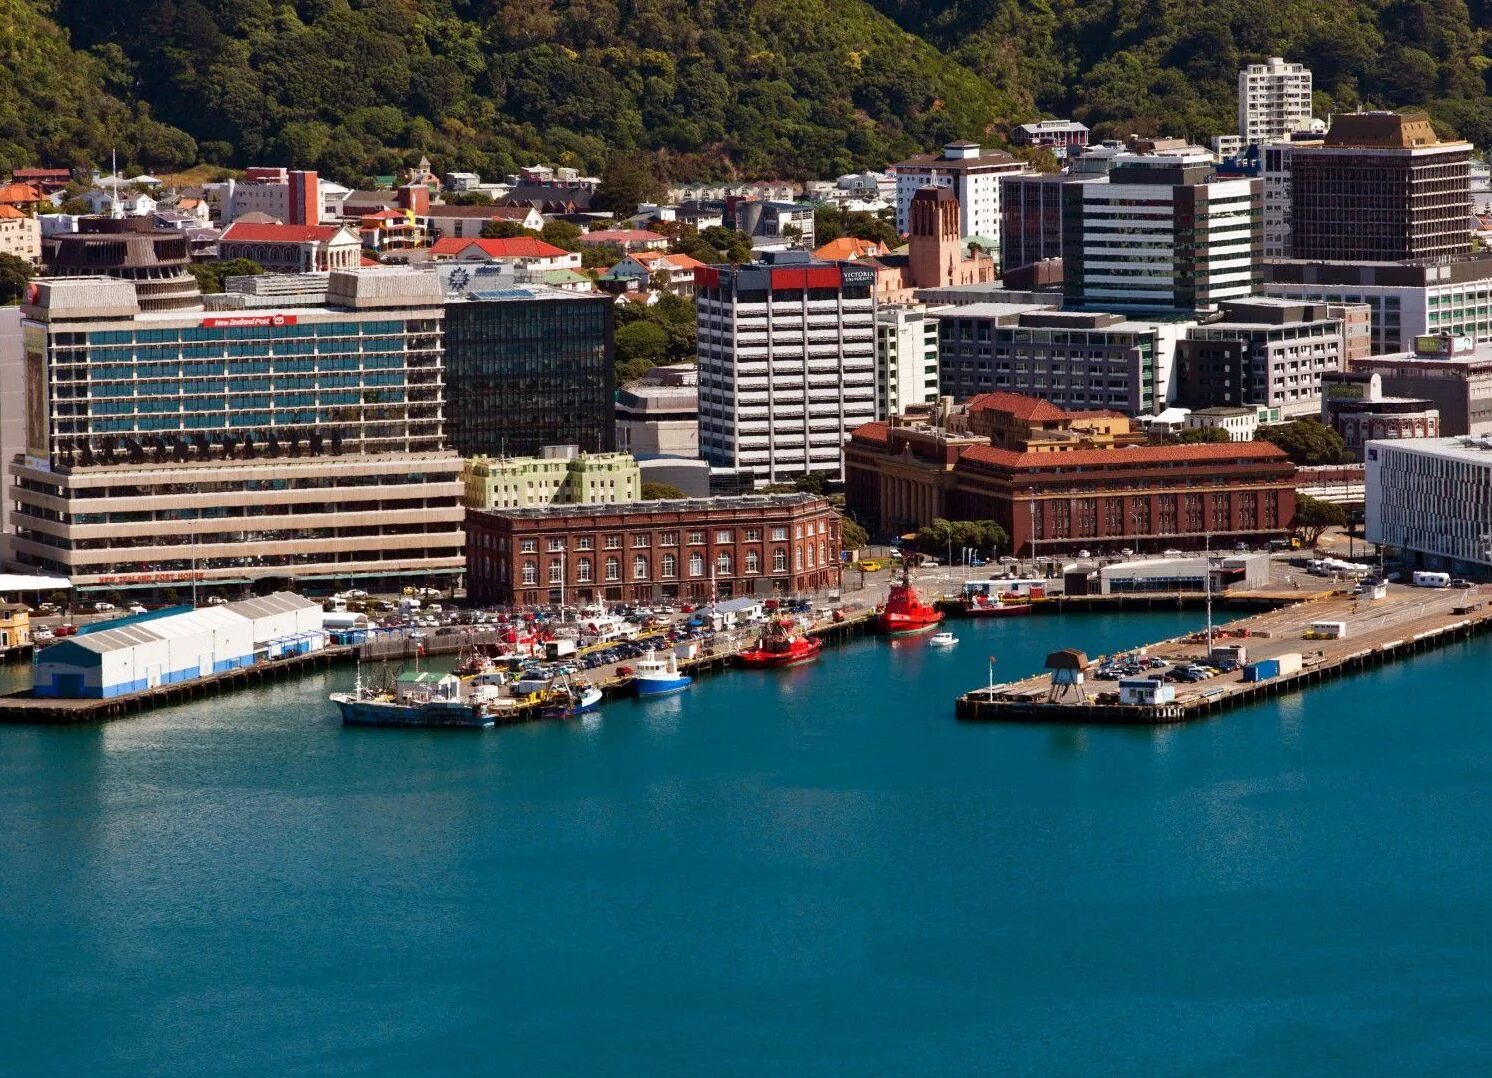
[963,602,1032,618]
[333,695,493,729]
[879,615,944,637]
[634,675,692,697]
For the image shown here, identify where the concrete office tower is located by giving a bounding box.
[10,270,464,600]
[1063,141,1260,314]
[1175,298,1346,416]
[696,251,877,484]
[889,141,1027,239]
[1289,112,1472,263]
[1239,58,1313,145]
[875,306,940,417]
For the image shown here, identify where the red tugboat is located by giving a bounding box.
[878,565,945,637]
[737,618,824,668]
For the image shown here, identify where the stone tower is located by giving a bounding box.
[907,186,962,289]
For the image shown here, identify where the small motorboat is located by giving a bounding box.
[928,632,959,648]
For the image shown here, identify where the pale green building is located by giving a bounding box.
[462,445,643,510]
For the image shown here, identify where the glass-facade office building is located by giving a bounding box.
[10,271,464,596]
[442,288,615,458]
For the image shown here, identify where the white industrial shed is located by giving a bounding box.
[34,592,325,699]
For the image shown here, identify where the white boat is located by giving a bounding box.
[928,632,959,648]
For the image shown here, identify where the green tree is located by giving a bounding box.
[594,156,664,216]
[1176,426,1233,444]
[614,320,668,381]
[540,220,582,251]
[480,219,533,239]
[1292,494,1347,546]
[1258,419,1350,466]
[841,517,869,551]
[0,254,35,305]
[641,482,686,500]
[187,258,264,295]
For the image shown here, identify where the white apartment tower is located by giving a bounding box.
[875,305,941,417]
[1239,58,1313,145]
[696,253,877,484]
[889,141,1027,239]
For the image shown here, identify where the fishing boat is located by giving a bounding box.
[878,565,945,637]
[928,631,959,647]
[540,675,603,719]
[962,592,1033,617]
[737,618,824,669]
[632,650,692,697]
[332,668,496,729]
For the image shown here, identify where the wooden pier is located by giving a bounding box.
[956,584,1492,725]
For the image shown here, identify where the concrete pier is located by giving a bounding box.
[956,584,1492,725]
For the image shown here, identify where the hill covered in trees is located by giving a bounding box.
[2,0,1490,183]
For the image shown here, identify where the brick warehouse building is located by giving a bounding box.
[846,420,1296,554]
[466,494,841,606]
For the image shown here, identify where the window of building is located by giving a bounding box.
[773,549,787,572]
[604,535,622,549]
[662,553,677,578]
[688,530,704,544]
[549,561,563,584]
[795,548,803,570]
[576,537,594,551]
[605,557,621,581]
[548,539,564,552]
[689,552,705,577]
[715,529,733,544]
[745,550,760,574]
[771,526,789,541]
[745,528,761,542]
[520,538,537,554]
[577,558,593,583]
[633,555,648,580]
[660,531,678,546]
[521,561,538,585]
[632,534,649,548]
[716,551,732,575]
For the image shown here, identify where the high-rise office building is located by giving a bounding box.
[10,269,464,598]
[875,305,940,417]
[696,251,876,484]
[1238,58,1314,145]
[1289,112,1472,263]
[1174,298,1346,416]
[1063,141,1260,314]
[440,279,615,458]
[889,141,1027,239]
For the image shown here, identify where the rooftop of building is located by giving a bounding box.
[471,491,829,521]
[959,440,1290,471]
[1189,406,1257,417]
[892,142,1023,171]
[967,391,1068,423]
[1321,111,1461,149]
[428,236,569,259]
[220,221,351,243]
[1367,434,1492,462]
[579,228,667,245]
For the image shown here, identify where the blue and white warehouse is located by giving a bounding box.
[34,592,326,699]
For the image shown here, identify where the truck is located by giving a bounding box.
[544,638,578,660]
[1304,620,1347,640]
[1412,571,1451,588]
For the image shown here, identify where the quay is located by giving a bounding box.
[956,583,1492,725]
[0,609,879,726]
[0,646,350,725]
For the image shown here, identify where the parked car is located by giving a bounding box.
[1162,548,1184,558]
[35,603,59,615]
[206,596,227,606]
[92,601,115,613]
[126,603,148,615]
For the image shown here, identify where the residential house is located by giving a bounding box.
[607,250,706,296]
[357,209,425,253]
[0,206,41,263]
[0,183,45,214]
[81,188,157,216]
[428,236,582,272]
[425,203,545,240]
[579,228,669,252]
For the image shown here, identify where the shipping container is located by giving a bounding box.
[1305,620,1347,640]
[1276,652,1304,676]
[1242,659,1279,682]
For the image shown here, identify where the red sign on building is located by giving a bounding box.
[201,314,298,329]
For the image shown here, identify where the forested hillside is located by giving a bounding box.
[2,0,1489,182]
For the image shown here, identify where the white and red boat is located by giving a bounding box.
[963,593,1032,617]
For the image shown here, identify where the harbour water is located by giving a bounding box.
[3,608,1491,1074]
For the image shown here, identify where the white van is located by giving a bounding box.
[1413,571,1451,588]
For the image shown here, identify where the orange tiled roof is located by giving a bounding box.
[813,237,883,261]
[428,236,568,258]
[958,441,1289,471]
[965,391,1068,423]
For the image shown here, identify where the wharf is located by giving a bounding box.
[956,583,1492,725]
[937,590,1316,616]
[0,646,351,725]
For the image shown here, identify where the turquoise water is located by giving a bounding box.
[3,609,1491,1075]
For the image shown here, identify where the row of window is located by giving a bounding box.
[517,543,830,585]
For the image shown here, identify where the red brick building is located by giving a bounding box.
[846,417,1297,554]
[466,494,842,606]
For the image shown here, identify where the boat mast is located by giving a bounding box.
[1204,531,1214,655]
